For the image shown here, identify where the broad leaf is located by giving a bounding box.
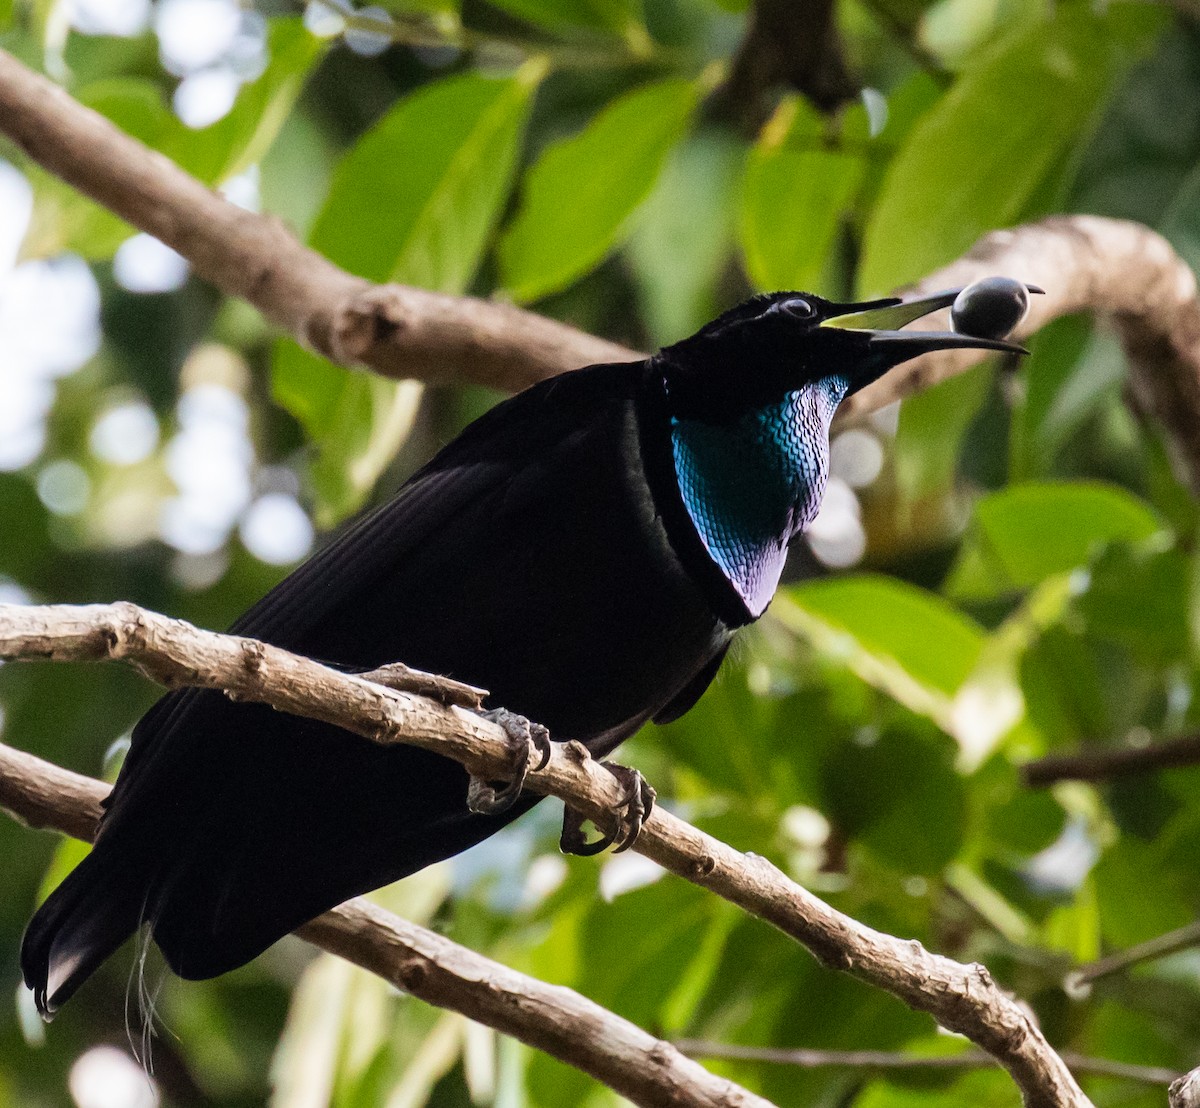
[859,5,1163,295]
[947,481,1163,600]
[775,575,985,730]
[499,76,700,302]
[739,97,866,292]
[627,129,743,345]
[273,66,542,524]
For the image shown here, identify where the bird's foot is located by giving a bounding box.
[560,762,656,857]
[466,708,551,815]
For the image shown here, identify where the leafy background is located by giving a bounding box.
[1,0,1199,1105]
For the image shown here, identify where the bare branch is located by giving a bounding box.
[841,217,1200,495]
[710,0,859,130]
[1022,733,1200,788]
[1065,921,1200,993]
[4,48,1200,495]
[675,1039,1181,1086]
[0,49,635,392]
[1173,1067,1200,1108]
[0,742,770,1108]
[0,602,1091,1108]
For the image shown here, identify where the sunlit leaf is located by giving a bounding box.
[775,575,985,728]
[739,97,866,292]
[273,66,543,524]
[859,5,1163,295]
[947,481,1163,600]
[499,76,701,302]
[627,129,743,345]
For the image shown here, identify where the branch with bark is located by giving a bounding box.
[3,47,1200,495]
[0,602,1094,1107]
[1022,732,1200,787]
[710,0,859,129]
[0,742,767,1108]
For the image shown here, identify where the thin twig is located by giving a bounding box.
[1066,921,1200,992]
[0,601,1091,1107]
[1022,734,1200,788]
[674,1040,1181,1085]
[0,743,769,1108]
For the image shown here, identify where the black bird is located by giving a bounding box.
[22,281,1031,1016]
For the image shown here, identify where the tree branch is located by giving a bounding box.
[0,49,635,392]
[1174,1067,1200,1108]
[842,216,1200,496]
[0,602,1091,1108]
[674,1039,1180,1086]
[4,47,1200,496]
[1022,733,1200,788]
[0,744,769,1108]
[1065,920,1200,993]
[710,0,859,130]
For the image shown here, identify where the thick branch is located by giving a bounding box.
[1174,1068,1200,1108]
[842,217,1200,495]
[4,48,1200,493]
[0,742,768,1108]
[0,602,1090,1108]
[1022,733,1200,788]
[0,49,634,391]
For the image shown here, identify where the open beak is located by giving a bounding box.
[819,287,1038,358]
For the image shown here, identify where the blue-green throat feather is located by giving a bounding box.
[670,378,849,616]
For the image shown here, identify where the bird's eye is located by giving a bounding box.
[780,298,814,319]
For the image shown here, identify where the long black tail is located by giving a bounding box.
[21,845,148,1018]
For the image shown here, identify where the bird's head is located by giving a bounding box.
[655,283,1034,422]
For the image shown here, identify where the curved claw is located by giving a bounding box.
[559,762,657,857]
[467,709,551,816]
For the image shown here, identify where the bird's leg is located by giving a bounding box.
[559,762,657,857]
[466,708,552,815]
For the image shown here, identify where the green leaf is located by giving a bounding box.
[499,76,700,303]
[310,65,542,290]
[859,4,1163,295]
[775,575,985,731]
[739,97,866,292]
[1076,543,1191,665]
[823,721,966,874]
[947,481,1164,600]
[273,67,542,524]
[1009,316,1120,480]
[627,129,743,345]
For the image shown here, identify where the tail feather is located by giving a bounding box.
[21,848,147,1018]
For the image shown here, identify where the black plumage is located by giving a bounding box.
[22,284,1030,1015]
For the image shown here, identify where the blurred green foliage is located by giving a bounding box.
[2,0,1200,1105]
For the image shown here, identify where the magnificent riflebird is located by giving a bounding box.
[22,280,1033,1016]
